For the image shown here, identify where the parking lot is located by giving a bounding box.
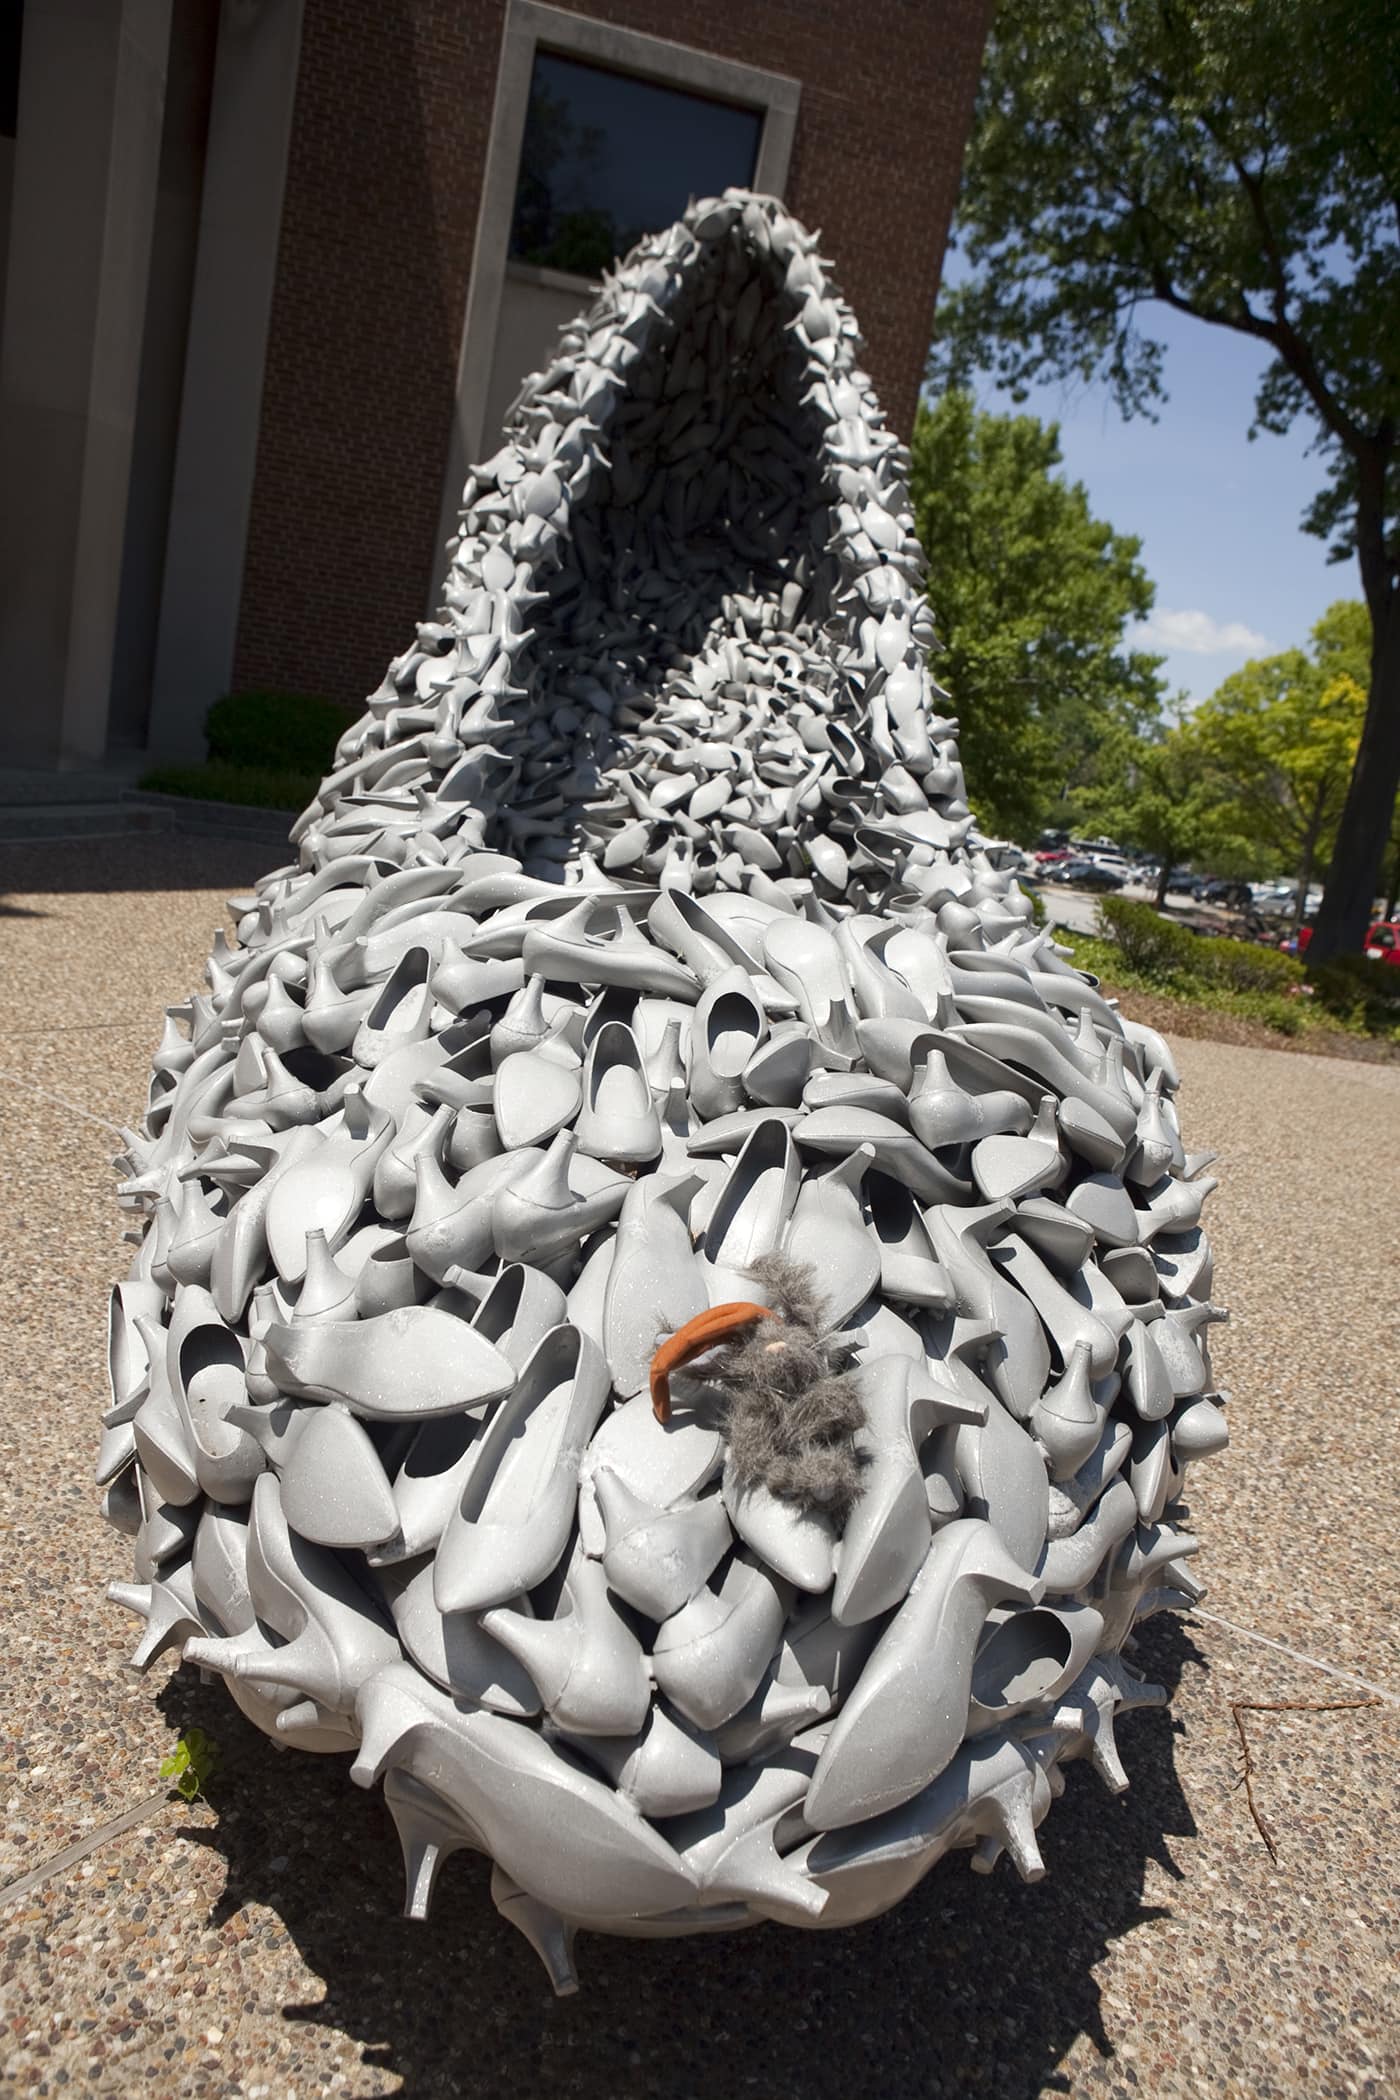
[1028,881,1195,937]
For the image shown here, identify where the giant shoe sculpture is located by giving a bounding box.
[102,192,1225,1992]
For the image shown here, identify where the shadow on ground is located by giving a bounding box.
[157,1615,1200,2100]
[0,834,280,908]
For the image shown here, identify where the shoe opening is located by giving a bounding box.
[490,224,839,877]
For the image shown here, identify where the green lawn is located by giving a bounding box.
[138,762,320,813]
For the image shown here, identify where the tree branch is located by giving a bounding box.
[1227,153,1367,453]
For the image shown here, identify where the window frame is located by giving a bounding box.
[432,0,799,583]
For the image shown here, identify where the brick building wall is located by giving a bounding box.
[232,0,990,709]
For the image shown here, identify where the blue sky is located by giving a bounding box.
[938,268,1358,705]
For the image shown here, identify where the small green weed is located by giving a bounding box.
[159,1728,220,1803]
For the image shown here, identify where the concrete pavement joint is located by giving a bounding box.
[0,1791,174,1911]
[1191,1608,1400,1705]
[0,1020,153,1038]
[0,1068,128,1138]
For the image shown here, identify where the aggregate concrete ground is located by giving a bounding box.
[2,835,1396,2100]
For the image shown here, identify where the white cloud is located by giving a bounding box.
[1132,609,1269,656]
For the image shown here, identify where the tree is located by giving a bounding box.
[931,0,1400,958]
[1190,601,1368,929]
[1070,715,1248,908]
[1384,805,1400,919]
[910,390,1164,841]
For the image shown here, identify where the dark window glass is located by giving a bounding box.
[510,50,762,279]
[1,0,24,139]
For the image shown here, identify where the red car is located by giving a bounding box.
[1033,847,1071,865]
[1296,921,1400,964]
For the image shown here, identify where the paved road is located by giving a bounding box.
[1034,881,1198,936]
[1,835,1396,2100]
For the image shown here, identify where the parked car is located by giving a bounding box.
[1167,867,1207,898]
[974,838,1029,873]
[1296,921,1400,964]
[1046,857,1127,890]
[1200,879,1254,910]
[1034,847,1072,865]
[1252,880,1323,916]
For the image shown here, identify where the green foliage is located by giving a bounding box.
[1308,954,1400,1034]
[1193,932,1306,996]
[139,688,342,813]
[1232,990,1308,1036]
[1057,920,1328,1039]
[204,689,347,774]
[932,0,1400,571]
[1189,603,1368,898]
[1098,896,1305,995]
[1052,929,1119,980]
[1070,713,1256,897]
[910,391,1165,840]
[1071,602,1374,913]
[1097,896,1199,977]
[159,1728,220,1804]
[932,0,1400,956]
[139,762,320,813]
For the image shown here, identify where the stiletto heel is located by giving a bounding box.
[491,1866,580,1997]
[383,1767,481,1920]
[804,1519,1043,1829]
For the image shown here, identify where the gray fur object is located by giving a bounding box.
[710,1255,866,1519]
[101,190,1223,1995]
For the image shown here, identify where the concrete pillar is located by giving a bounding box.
[145,0,304,764]
[0,0,172,767]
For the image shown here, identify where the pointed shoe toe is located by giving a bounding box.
[434,1325,610,1612]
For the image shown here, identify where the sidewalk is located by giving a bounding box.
[1,835,1396,2100]
[0,766,293,845]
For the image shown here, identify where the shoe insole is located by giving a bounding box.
[707,995,761,1075]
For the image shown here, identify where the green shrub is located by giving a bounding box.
[1226,990,1306,1035]
[1309,954,1400,1035]
[204,688,348,773]
[139,762,320,811]
[1058,913,1398,1043]
[1098,895,1305,997]
[1097,897,1198,980]
[1193,934,1304,995]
